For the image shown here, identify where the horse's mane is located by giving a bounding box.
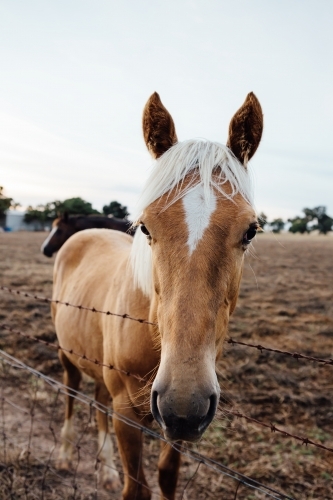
[130,139,254,298]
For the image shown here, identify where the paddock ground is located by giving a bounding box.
[0,231,332,499]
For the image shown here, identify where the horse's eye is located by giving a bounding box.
[140,225,150,237]
[242,225,258,245]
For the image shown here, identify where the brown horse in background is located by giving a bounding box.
[41,213,135,257]
[52,92,263,499]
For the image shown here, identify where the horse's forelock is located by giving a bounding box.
[52,217,61,228]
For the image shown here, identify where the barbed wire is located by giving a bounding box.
[0,322,147,383]
[2,396,163,499]
[0,354,168,499]
[226,337,333,366]
[1,316,333,457]
[1,284,333,366]
[0,349,293,500]
[224,409,333,453]
[0,285,155,325]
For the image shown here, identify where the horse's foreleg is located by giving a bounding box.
[113,394,151,500]
[158,441,181,500]
[58,351,81,469]
[94,381,121,492]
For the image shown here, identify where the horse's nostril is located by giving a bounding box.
[151,391,166,430]
[198,394,218,434]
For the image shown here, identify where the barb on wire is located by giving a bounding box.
[0,349,292,500]
[1,284,332,367]
[0,323,147,383]
[226,409,333,453]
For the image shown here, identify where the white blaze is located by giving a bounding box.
[40,226,58,253]
[183,184,217,254]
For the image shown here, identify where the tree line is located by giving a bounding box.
[1,186,332,234]
[0,188,129,228]
[259,206,333,234]
[23,198,129,226]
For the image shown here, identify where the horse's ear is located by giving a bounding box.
[63,211,69,222]
[227,92,263,167]
[142,92,178,158]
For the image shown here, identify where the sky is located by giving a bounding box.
[0,0,332,220]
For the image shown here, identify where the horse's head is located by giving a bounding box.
[132,92,263,442]
[41,213,76,257]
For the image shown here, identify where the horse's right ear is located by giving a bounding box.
[227,92,263,167]
[63,211,69,222]
[142,92,178,159]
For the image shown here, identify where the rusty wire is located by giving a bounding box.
[226,337,333,366]
[225,409,333,453]
[1,284,333,367]
[0,285,155,325]
[0,349,293,500]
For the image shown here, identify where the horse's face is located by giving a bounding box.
[141,92,263,442]
[142,188,258,441]
[41,215,76,257]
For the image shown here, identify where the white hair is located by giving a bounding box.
[130,139,254,298]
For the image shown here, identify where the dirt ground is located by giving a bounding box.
[0,231,332,499]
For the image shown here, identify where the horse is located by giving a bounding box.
[52,91,263,500]
[41,213,135,257]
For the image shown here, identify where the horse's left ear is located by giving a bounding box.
[63,211,69,222]
[227,92,263,167]
[142,92,178,158]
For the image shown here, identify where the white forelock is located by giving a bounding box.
[130,139,254,298]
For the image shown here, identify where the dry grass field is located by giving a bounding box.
[0,231,332,499]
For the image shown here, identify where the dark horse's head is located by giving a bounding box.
[41,213,76,257]
[41,212,135,257]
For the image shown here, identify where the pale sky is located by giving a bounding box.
[1,0,332,220]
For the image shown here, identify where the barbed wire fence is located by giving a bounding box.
[0,285,332,498]
[2,285,333,367]
[0,350,292,500]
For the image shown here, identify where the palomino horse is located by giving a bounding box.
[52,92,263,499]
[41,213,135,257]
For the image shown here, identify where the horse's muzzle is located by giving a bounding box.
[42,247,53,258]
[151,390,218,442]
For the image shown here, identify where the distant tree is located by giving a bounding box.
[288,206,333,235]
[258,212,268,231]
[0,186,20,216]
[103,201,129,219]
[57,197,100,216]
[0,186,20,227]
[24,204,53,228]
[288,216,310,234]
[24,197,100,228]
[303,206,333,234]
[270,218,285,233]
